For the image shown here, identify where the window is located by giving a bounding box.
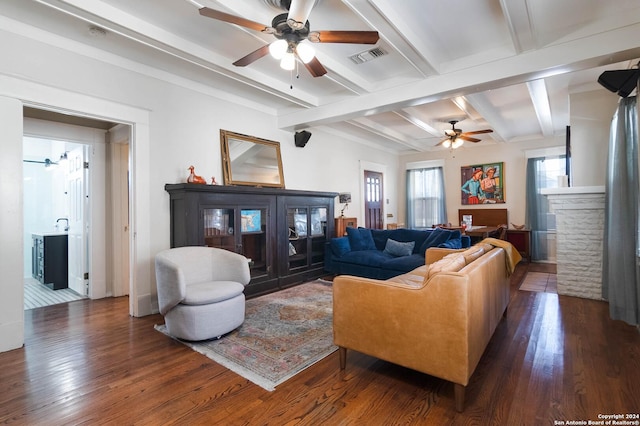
[525,155,567,261]
[406,167,447,229]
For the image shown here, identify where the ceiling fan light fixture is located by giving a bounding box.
[452,139,464,149]
[280,52,296,70]
[269,39,288,59]
[296,42,315,63]
[442,139,452,148]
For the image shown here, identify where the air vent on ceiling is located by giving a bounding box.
[349,47,387,64]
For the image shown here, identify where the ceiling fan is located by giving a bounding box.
[198,0,379,77]
[436,120,493,149]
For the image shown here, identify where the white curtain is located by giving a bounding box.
[406,167,446,229]
[602,95,639,326]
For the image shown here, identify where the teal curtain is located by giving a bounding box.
[525,158,546,260]
[406,167,446,229]
[525,156,565,261]
[602,96,639,326]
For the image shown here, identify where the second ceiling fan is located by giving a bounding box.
[436,120,493,149]
[199,0,379,77]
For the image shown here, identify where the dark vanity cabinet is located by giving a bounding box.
[165,184,337,297]
[32,233,68,290]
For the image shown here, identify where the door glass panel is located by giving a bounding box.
[310,207,327,265]
[288,208,308,270]
[203,208,236,252]
[240,208,267,278]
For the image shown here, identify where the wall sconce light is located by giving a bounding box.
[338,192,351,217]
[58,151,68,165]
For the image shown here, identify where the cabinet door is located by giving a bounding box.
[287,207,309,272]
[281,197,331,284]
[202,207,237,252]
[309,206,328,267]
[202,199,277,294]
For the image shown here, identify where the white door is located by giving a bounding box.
[67,146,89,296]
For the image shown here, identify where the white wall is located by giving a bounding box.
[570,90,619,187]
[22,137,69,277]
[0,96,24,352]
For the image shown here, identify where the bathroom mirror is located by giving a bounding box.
[220,130,285,188]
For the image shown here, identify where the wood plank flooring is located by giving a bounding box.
[1,263,639,425]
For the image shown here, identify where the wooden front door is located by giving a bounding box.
[364,170,384,229]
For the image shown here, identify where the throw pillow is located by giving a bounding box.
[330,237,351,256]
[383,238,415,257]
[346,227,377,251]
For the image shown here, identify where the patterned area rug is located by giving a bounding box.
[155,280,337,391]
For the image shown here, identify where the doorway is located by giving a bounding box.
[364,170,384,229]
[22,112,131,309]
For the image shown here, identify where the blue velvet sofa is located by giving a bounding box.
[324,227,471,279]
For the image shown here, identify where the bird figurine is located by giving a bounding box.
[187,166,206,184]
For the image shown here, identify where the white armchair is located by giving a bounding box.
[155,246,251,341]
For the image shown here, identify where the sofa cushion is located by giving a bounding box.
[419,228,454,254]
[426,254,466,279]
[380,254,425,272]
[346,227,377,251]
[183,281,245,305]
[370,229,393,251]
[330,237,351,256]
[338,250,391,267]
[383,238,415,257]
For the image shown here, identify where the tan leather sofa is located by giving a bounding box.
[333,240,521,412]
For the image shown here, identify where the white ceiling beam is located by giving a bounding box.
[460,94,508,143]
[348,117,427,151]
[278,24,640,131]
[317,124,404,154]
[392,110,440,137]
[342,0,438,77]
[526,79,554,137]
[498,0,535,53]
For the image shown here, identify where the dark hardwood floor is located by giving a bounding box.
[1,263,639,425]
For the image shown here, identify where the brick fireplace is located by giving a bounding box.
[542,186,606,300]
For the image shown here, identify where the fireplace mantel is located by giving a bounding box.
[542,186,605,300]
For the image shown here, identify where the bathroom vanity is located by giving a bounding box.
[32,233,68,290]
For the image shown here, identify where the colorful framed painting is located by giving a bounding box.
[460,162,505,205]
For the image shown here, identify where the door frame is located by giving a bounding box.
[1,73,152,320]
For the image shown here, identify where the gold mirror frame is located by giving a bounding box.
[220,129,285,188]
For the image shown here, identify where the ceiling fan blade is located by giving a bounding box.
[287,0,316,29]
[435,138,449,147]
[458,135,481,143]
[302,56,327,77]
[311,30,379,44]
[462,129,493,136]
[199,7,271,33]
[233,45,271,67]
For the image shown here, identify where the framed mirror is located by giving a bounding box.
[220,130,285,188]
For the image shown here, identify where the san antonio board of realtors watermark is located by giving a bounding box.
[554,413,639,425]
